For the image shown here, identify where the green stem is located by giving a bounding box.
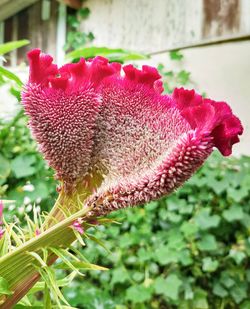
[0,194,92,308]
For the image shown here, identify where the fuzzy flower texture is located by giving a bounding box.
[22,49,243,214]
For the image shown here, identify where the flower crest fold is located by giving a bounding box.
[22,49,243,212]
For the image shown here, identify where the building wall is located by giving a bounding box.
[2,0,63,66]
[82,0,250,52]
[80,0,250,156]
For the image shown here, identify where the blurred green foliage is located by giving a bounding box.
[62,153,250,309]
[64,7,94,52]
[0,40,56,221]
[0,111,56,222]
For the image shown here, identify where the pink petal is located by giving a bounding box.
[72,219,84,234]
[172,88,243,156]
[35,228,41,236]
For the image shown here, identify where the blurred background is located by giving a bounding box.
[0,0,250,308]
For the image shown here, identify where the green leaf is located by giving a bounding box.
[227,187,249,202]
[17,295,32,306]
[154,274,182,301]
[169,50,183,61]
[220,272,235,288]
[154,276,167,295]
[195,208,220,230]
[183,280,194,300]
[197,234,218,251]
[0,154,11,184]
[177,70,190,85]
[86,233,110,252]
[28,272,77,294]
[179,249,193,266]
[155,245,179,265]
[49,247,83,276]
[111,267,130,286]
[132,272,144,283]
[229,249,246,265]
[66,46,148,62]
[0,277,12,296]
[202,257,219,272]
[180,221,198,238]
[240,300,250,309]
[137,247,152,262]
[126,285,152,303]
[78,7,91,19]
[10,87,21,101]
[223,206,244,222]
[44,283,52,309]
[193,289,209,309]
[230,282,247,304]
[0,66,23,87]
[11,155,36,178]
[0,40,30,55]
[212,283,228,298]
[35,265,70,307]
[55,260,108,271]
[26,181,49,201]
[145,200,159,211]
[14,305,43,309]
[164,274,182,301]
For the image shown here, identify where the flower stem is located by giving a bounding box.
[0,193,91,308]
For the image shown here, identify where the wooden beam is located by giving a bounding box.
[0,0,39,21]
[148,34,250,55]
[56,0,82,10]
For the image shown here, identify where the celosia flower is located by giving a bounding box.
[22,49,243,215]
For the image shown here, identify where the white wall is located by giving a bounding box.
[82,0,250,52]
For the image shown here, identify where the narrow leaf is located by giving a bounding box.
[55,260,108,271]
[0,277,12,296]
[0,40,30,55]
[0,66,23,87]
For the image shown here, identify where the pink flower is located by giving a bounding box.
[72,218,84,234]
[0,200,4,239]
[22,49,243,214]
[0,228,5,240]
[35,228,41,236]
[0,200,3,225]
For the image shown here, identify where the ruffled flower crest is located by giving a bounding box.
[22,49,243,214]
[23,49,121,187]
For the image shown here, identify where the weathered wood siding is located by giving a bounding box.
[3,0,59,65]
[82,0,250,53]
[0,0,38,21]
